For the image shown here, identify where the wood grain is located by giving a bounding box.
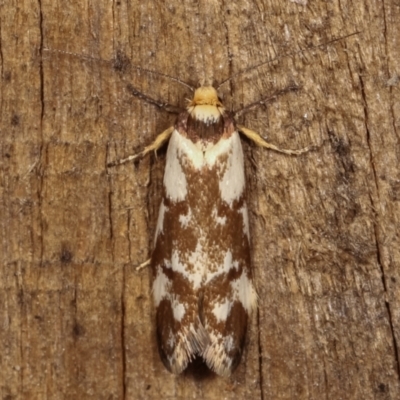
[1,0,399,398]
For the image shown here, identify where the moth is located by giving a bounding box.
[46,31,356,376]
[108,81,309,377]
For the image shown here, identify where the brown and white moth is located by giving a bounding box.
[46,30,357,376]
[44,44,318,375]
[109,82,309,377]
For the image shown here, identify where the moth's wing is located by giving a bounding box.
[201,203,257,377]
[151,134,212,372]
[197,130,257,376]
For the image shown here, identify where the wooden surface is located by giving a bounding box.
[1,0,400,399]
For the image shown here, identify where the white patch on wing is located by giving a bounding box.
[231,271,257,313]
[203,133,233,166]
[170,130,244,178]
[179,208,192,228]
[219,132,245,206]
[154,201,168,240]
[164,131,188,202]
[239,205,250,239]
[172,131,204,169]
[152,268,171,307]
[205,249,239,284]
[212,299,231,322]
[166,244,242,290]
[170,247,204,290]
[195,140,214,153]
[212,207,226,225]
[225,335,235,352]
[171,297,185,321]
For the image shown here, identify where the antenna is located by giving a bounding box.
[42,48,195,92]
[217,31,361,89]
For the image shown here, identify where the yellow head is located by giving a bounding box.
[187,86,225,123]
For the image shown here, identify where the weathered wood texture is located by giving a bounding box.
[1,0,399,399]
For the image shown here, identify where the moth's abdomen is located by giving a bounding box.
[152,123,256,376]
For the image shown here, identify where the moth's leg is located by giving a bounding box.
[136,258,151,272]
[238,125,311,155]
[107,126,174,167]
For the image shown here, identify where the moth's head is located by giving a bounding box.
[187,86,225,124]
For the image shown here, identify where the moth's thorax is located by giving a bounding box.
[187,86,225,124]
[177,86,233,144]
